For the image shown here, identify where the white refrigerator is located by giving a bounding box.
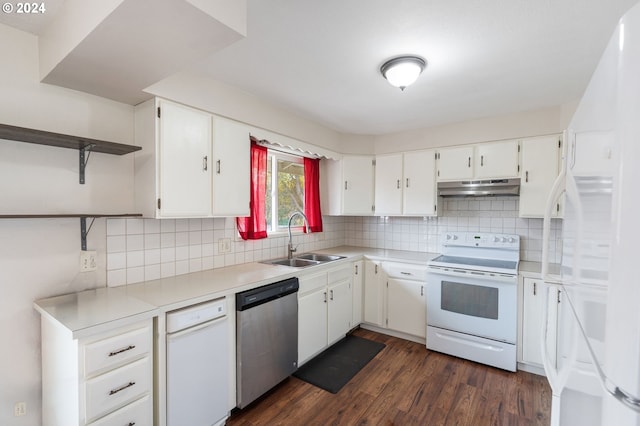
[541,1,640,425]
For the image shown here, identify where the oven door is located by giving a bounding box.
[426,267,517,343]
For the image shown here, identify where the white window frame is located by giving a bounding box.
[267,150,305,235]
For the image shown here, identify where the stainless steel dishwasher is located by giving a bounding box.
[236,277,299,408]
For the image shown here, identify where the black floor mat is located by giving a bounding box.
[293,335,385,394]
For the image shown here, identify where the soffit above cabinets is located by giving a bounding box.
[36,0,247,105]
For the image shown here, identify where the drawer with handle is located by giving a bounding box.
[88,394,151,426]
[84,356,152,423]
[383,262,428,280]
[84,323,151,377]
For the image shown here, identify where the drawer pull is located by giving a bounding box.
[109,345,136,357]
[128,423,136,426]
[109,381,136,396]
[401,271,412,276]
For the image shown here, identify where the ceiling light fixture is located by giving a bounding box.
[380,55,426,91]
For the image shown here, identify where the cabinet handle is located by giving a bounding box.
[421,285,424,296]
[109,345,136,357]
[330,289,334,300]
[481,155,484,167]
[526,171,529,183]
[400,271,412,276]
[533,282,537,295]
[323,291,327,303]
[375,264,378,274]
[355,264,358,275]
[406,178,409,188]
[396,179,400,189]
[203,156,208,171]
[468,157,471,167]
[216,159,221,174]
[344,180,348,190]
[109,381,136,396]
[128,423,136,426]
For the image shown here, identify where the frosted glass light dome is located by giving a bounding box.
[380,56,426,91]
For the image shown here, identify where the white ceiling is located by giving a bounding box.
[2,0,638,135]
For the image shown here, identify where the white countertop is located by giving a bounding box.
[35,245,558,338]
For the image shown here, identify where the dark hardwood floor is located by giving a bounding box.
[227,328,551,426]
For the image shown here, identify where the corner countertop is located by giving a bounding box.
[34,245,557,338]
[33,246,439,337]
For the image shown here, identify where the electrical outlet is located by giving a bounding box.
[218,238,232,253]
[14,402,26,417]
[80,250,97,272]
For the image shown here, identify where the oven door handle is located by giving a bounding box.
[428,268,517,284]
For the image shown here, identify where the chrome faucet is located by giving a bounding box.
[288,211,311,259]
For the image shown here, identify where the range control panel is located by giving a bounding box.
[443,232,520,249]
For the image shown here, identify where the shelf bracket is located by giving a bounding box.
[80,217,95,250]
[79,144,96,184]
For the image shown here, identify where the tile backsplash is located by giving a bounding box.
[106,216,346,286]
[106,197,561,286]
[343,196,562,263]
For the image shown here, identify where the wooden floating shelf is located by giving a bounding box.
[0,123,141,155]
[0,214,143,219]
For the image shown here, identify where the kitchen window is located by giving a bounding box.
[265,151,305,233]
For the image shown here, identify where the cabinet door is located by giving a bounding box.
[328,278,353,345]
[352,260,364,326]
[363,260,384,326]
[437,146,474,181]
[474,140,520,179]
[343,156,374,215]
[387,278,426,338]
[522,278,558,366]
[403,150,437,216]
[158,100,212,217]
[374,154,403,216]
[519,135,562,218]
[298,287,328,365]
[211,116,250,217]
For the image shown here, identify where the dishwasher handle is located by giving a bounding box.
[236,277,299,311]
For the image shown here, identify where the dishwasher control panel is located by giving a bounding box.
[166,298,226,333]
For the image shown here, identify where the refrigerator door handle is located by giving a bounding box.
[541,168,566,283]
[562,288,640,413]
[541,284,575,395]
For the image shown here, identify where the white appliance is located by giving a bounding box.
[166,298,229,426]
[426,232,520,371]
[541,2,640,424]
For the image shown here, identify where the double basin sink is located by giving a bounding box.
[262,253,346,268]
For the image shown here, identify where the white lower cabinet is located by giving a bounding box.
[363,259,384,327]
[40,318,153,426]
[298,264,353,365]
[384,262,427,339]
[520,276,559,368]
[352,260,364,326]
[362,259,428,340]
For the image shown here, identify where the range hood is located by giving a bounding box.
[438,178,520,197]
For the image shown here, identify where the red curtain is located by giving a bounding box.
[303,157,323,232]
[236,138,268,240]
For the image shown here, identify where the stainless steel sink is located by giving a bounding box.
[261,253,345,268]
[264,258,320,268]
[295,253,346,262]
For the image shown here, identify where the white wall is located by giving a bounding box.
[339,101,578,155]
[0,24,133,426]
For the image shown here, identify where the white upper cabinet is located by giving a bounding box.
[322,155,374,216]
[436,146,474,181]
[474,140,520,179]
[374,150,437,217]
[134,98,250,218]
[403,150,437,216]
[519,135,563,218]
[211,116,250,217]
[374,154,403,216]
[437,140,520,181]
[135,98,213,218]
